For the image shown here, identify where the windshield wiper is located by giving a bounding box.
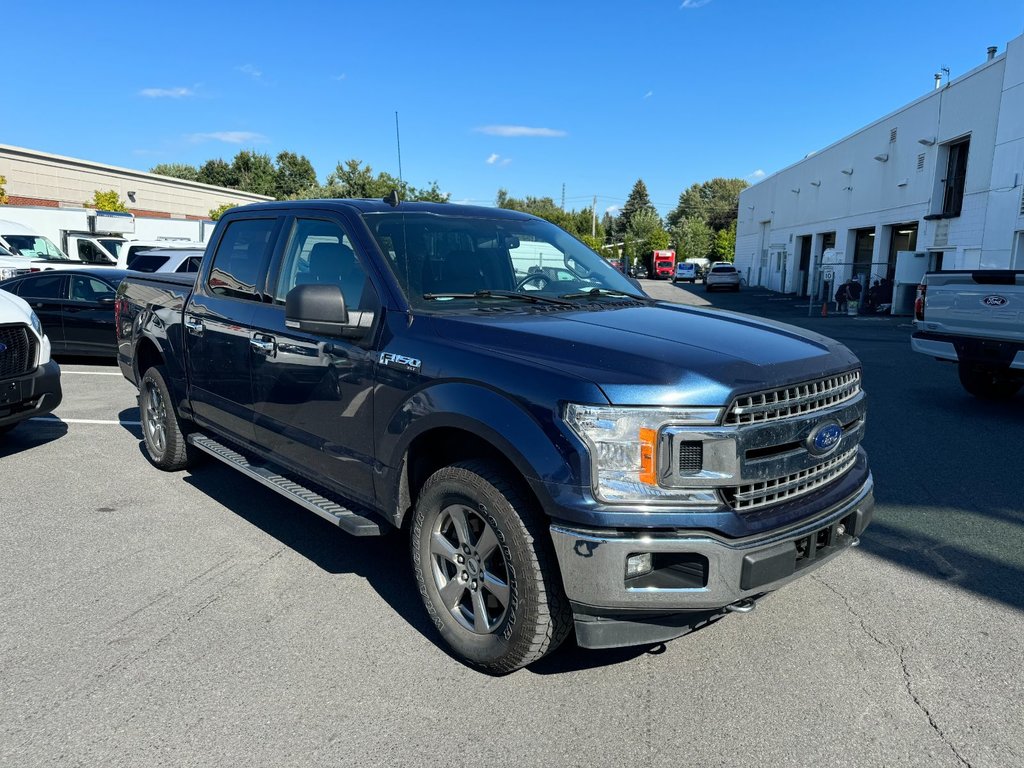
[423,290,574,306]
[557,287,647,301]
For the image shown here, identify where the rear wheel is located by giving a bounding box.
[411,460,572,673]
[140,365,194,470]
[958,363,1023,400]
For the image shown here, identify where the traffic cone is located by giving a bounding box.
[821,301,828,317]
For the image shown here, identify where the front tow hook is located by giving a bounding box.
[726,598,757,614]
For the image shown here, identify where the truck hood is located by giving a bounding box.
[432,302,860,406]
[0,282,32,319]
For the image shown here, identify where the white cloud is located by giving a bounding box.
[486,153,500,164]
[188,131,268,144]
[333,73,347,81]
[680,0,712,7]
[236,64,262,79]
[747,169,766,181]
[140,86,194,98]
[485,153,513,166]
[644,90,654,99]
[605,205,620,215]
[475,125,567,138]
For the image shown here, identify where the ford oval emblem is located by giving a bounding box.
[807,421,843,456]
[982,295,1008,307]
[0,342,6,353]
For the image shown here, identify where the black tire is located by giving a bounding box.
[958,363,1023,400]
[139,365,194,471]
[411,460,572,673]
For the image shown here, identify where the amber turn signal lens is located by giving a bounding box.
[639,427,657,485]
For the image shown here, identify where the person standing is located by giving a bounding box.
[834,281,849,313]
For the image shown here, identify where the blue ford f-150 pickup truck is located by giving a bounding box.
[116,199,873,672]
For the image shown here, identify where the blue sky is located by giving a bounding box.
[3,1,1020,217]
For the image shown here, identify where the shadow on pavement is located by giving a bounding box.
[0,418,68,457]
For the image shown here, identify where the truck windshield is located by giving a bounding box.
[98,239,125,259]
[362,212,642,310]
[3,235,68,260]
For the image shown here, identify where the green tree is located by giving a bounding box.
[675,217,715,264]
[667,177,748,232]
[0,174,8,205]
[197,158,234,188]
[615,179,659,238]
[712,220,737,262]
[318,159,448,202]
[230,150,277,196]
[85,190,129,212]
[274,151,318,199]
[625,208,669,264]
[496,189,602,242]
[209,203,233,221]
[149,163,199,181]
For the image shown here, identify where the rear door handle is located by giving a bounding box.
[250,335,276,356]
[184,315,204,336]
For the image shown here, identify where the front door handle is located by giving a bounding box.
[250,335,276,356]
[184,315,204,336]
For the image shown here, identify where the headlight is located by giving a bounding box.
[30,310,43,338]
[565,404,722,504]
[0,267,18,281]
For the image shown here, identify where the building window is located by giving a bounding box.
[941,137,969,216]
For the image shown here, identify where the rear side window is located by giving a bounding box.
[178,256,202,273]
[17,273,66,299]
[208,219,277,301]
[129,254,170,273]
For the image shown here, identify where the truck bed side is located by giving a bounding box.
[917,270,1024,344]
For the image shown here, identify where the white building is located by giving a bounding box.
[735,34,1024,312]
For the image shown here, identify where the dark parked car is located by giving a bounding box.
[0,269,128,357]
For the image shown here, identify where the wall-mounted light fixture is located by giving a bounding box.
[842,185,853,191]
[917,137,936,146]
[809,180,821,187]
[840,168,854,175]
[896,178,909,187]
[127,191,137,202]
[873,153,889,162]
[791,187,800,194]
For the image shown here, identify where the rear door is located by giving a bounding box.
[248,213,381,503]
[65,274,117,355]
[185,215,283,446]
[12,273,67,352]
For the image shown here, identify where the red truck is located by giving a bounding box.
[651,249,675,280]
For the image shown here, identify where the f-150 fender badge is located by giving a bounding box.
[379,352,422,373]
[981,295,1008,307]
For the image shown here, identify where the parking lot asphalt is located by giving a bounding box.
[2,285,1022,767]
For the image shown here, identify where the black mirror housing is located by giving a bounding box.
[285,283,349,337]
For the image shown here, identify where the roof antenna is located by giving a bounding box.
[384,189,400,207]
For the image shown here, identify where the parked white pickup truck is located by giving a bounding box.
[0,285,62,434]
[912,270,1024,399]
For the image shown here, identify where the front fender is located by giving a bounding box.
[378,382,589,525]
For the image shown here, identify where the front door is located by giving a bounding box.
[249,215,380,505]
[185,215,282,447]
[15,273,67,352]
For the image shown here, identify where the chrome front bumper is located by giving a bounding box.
[550,474,873,613]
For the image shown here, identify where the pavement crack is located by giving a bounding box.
[814,574,972,768]
[898,646,973,768]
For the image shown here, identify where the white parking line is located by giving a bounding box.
[60,371,124,376]
[31,417,142,426]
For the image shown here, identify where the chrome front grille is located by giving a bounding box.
[726,370,861,425]
[723,448,859,512]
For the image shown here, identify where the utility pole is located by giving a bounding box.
[592,195,597,238]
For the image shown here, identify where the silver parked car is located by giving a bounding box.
[705,262,740,292]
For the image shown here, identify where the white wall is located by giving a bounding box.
[737,37,1021,289]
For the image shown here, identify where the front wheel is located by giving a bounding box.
[958,363,1023,400]
[140,365,195,471]
[411,461,572,673]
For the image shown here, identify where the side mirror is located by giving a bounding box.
[98,296,116,305]
[285,283,374,338]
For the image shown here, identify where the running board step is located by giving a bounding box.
[187,433,383,536]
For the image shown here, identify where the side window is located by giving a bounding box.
[207,218,277,301]
[18,274,66,300]
[78,241,99,263]
[179,256,202,273]
[70,276,115,303]
[274,218,373,313]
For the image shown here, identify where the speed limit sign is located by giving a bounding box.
[823,269,834,281]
